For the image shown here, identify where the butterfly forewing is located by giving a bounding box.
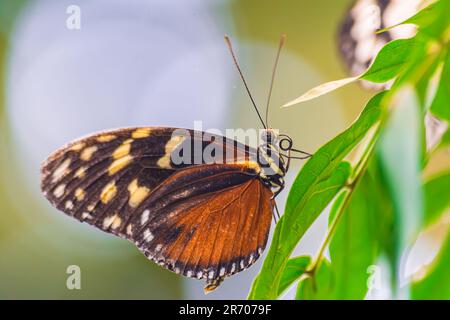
[41,126,272,292]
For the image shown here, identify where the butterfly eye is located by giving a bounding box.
[279,137,293,151]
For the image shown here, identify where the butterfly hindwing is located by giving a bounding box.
[128,164,273,292]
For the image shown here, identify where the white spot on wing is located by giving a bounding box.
[65,200,74,210]
[143,229,154,242]
[126,224,133,236]
[103,214,121,229]
[141,209,150,225]
[53,184,66,198]
[81,212,92,220]
[52,158,71,183]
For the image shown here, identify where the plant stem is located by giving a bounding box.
[352,124,380,181]
[307,187,352,274]
[306,129,378,276]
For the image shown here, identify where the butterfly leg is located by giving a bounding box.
[268,195,281,223]
[272,183,284,199]
[270,201,278,223]
[274,201,281,221]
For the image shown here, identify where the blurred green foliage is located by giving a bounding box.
[277,256,310,297]
[250,0,450,300]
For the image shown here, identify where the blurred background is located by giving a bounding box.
[0,0,445,299]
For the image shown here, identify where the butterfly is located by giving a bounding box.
[338,0,446,149]
[338,0,421,79]
[40,35,311,293]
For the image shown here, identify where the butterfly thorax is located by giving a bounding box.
[256,129,286,193]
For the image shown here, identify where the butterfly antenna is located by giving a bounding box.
[265,34,286,128]
[224,35,266,129]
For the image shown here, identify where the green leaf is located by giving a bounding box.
[296,259,334,300]
[360,38,417,84]
[418,0,450,39]
[411,231,450,299]
[378,1,450,39]
[369,157,396,277]
[282,77,358,107]
[423,171,450,226]
[327,188,348,227]
[376,2,438,34]
[277,256,311,297]
[378,86,424,297]
[248,162,350,300]
[282,38,415,107]
[414,54,443,111]
[248,93,383,299]
[436,128,450,150]
[430,50,450,122]
[328,174,381,299]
